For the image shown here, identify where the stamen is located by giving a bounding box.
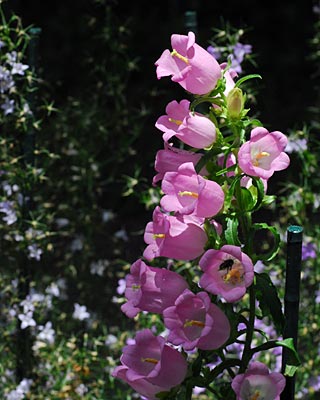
[131,284,141,290]
[141,357,158,364]
[178,191,199,198]
[153,233,165,239]
[171,49,189,65]
[256,151,270,159]
[253,151,270,167]
[249,391,261,400]
[168,117,183,126]
[184,319,205,328]
[223,264,244,285]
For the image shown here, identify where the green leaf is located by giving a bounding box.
[284,364,299,377]
[261,195,276,206]
[250,338,300,377]
[249,222,280,261]
[235,74,262,88]
[243,118,263,128]
[277,338,301,377]
[223,175,243,210]
[215,164,237,176]
[236,186,255,212]
[255,273,285,334]
[250,177,265,211]
[224,217,241,246]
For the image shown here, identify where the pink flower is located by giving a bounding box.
[155,31,221,95]
[121,259,189,318]
[143,206,207,261]
[238,127,290,180]
[217,152,237,177]
[199,245,254,302]
[153,143,206,185]
[163,289,230,351]
[240,175,268,193]
[220,62,238,96]
[231,361,285,400]
[112,329,187,400]
[161,162,224,218]
[156,99,217,149]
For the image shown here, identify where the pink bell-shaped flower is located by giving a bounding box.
[153,143,205,185]
[112,329,188,400]
[155,31,222,95]
[156,99,217,149]
[143,206,207,261]
[161,162,225,218]
[231,361,285,400]
[163,289,230,351]
[238,127,290,180]
[121,259,189,318]
[199,245,254,302]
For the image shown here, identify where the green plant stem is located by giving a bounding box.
[206,385,222,398]
[239,284,256,373]
[239,212,253,255]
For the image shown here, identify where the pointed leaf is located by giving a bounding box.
[255,272,285,334]
[235,74,262,88]
[224,217,241,246]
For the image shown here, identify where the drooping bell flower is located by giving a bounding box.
[163,289,230,351]
[231,361,285,400]
[121,259,189,318]
[155,99,217,149]
[112,329,188,400]
[155,31,221,95]
[220,62,238,96]
[238,127,290,180]
[153,143,206,185]
[199,245,254,302]
[161,162,224,218]
[143,206,207,261]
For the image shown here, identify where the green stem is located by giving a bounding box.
[240,284,256,373]
[206,385,222,398]
[239,212,253,254]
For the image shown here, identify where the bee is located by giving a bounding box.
[219,259,234,272]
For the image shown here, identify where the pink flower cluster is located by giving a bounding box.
[114,32,289,399]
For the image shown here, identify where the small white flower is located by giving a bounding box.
[11,62,29,75]
[37,321,55,344]
[29,292,45,304]
[102,209,115,222]
[18,311,36,329]
[70,236,83,252]
[105,334,117,347]
[55,217,70,228]
[20,296,35,313]
[72,303,90,321]
[116,278,126,295]
[27,244,42,261]
[75,383,88,395]
[114,228,129,241]
[90,259,109,276]
[17,379,33,392]
[45,282,60,297]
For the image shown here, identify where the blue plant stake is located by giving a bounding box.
[281,225,303,400]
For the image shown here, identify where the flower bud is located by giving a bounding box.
[226,87,245,120]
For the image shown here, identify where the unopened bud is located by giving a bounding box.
[226,87,245,120]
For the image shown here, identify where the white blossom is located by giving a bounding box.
[72,303,90,321]
[18,311,36,329]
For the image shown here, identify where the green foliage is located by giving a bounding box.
[0,2,319,399]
